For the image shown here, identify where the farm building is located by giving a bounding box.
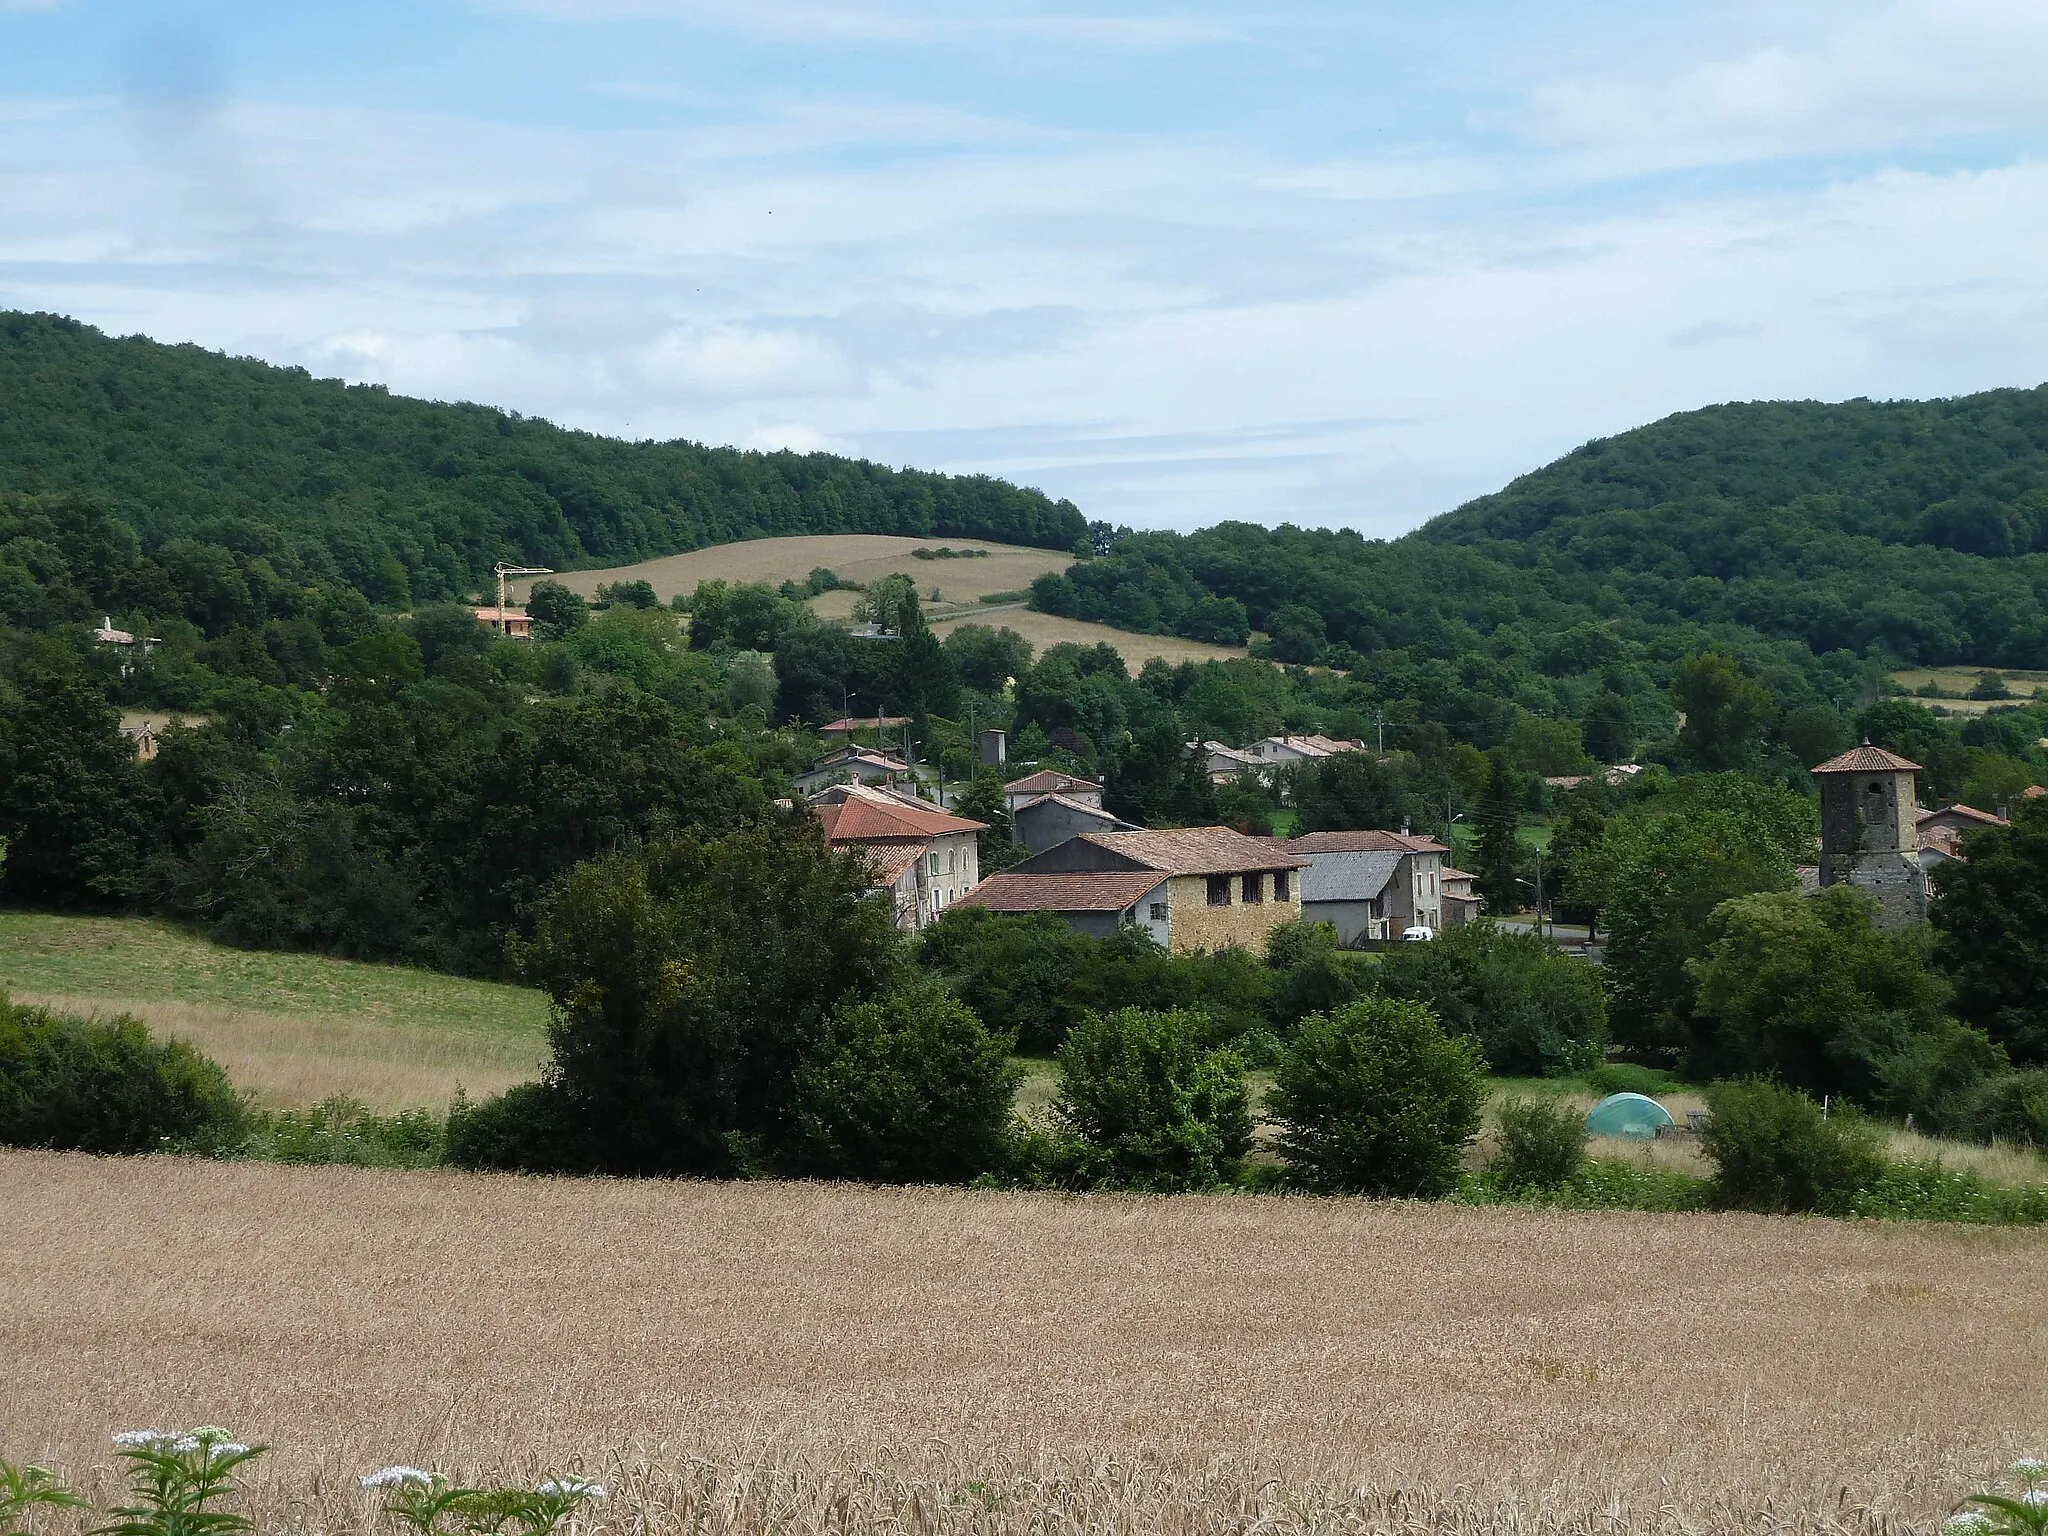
[1287,829,1449,934]
[1011,793,1135,856]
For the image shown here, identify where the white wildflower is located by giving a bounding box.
[536,1478,606,1501]
[1942,1515,1992,1536]
[2024,1489,2048,1509]
[112,1431,177,1450]
[187,1427,234,1441]
[361,1468,439,1491]
[205,1444,250,1462]
[168,1437,202,1456]
[2014,1458,2048,1482]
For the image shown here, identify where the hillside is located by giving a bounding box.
[0,311,1084,609]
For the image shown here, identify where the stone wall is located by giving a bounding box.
[1166,870,1301,953]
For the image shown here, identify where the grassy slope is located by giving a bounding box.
[0,912,547,1109]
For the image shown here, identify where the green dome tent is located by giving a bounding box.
[1585,1091,1676,1140]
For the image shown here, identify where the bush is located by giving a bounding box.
[0,998,247,1154]
[1269,996,1487,1198]
[1045,1008,1253,1191]
[1699,1079,1886,1215]
[1486,1096,1587,1194]
[1851,1159,2048,1225]
[442,1080,593,1173]
[1373,922,1607,1077]
[1963,1068,2048,1147]
[1584,1062,1680,1096]
[238,1097,445,1167]
[791,982,1021,1184]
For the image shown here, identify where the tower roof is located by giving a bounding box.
[1809,745,1921,775]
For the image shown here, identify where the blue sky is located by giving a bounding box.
[6,1,2048,534]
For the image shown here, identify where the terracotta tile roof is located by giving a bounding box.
[956,871,1167,914]
[812,783,985,841]
[2028,784,2048,801]
[1078,827,1308,876]
[819,716,912,733]
[859,842,928,886]
[1005,769,1103,796]
[1288,829,1450,856]
[1918,803,2008,828]
[1810,744,1922,774]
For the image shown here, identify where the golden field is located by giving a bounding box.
[6,1150,2045,1536]
[930,607,1247,669]
[513,535,1071,610]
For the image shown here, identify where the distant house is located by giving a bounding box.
[2028,785,2047,803]
[1297,849,1403,944]
[818,715,913,740]
[812,783,986,930]
[1012,793,1136,856]
[473,606,532,638]
[972,827,1306,952]
[1915,802,2009,872]
[1439,866,1480,928]
[794,746,915,794]
[1199,741,1263,785]
[1250,734,1367,767]
[953,870,1171,942]
[1288,829,1449,933]
[1003,770,1103,815]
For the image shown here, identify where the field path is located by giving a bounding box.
[4,1151,2044,1523]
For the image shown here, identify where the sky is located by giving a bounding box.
[5,3,2048,536]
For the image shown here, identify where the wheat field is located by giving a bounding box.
[6,1151,2045,1536]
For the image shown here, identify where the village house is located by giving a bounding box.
[1011,793,1135,856]
[1439,866,1480,927]
[472,606,532,638]
[1915,802,2009,872]
[1003,769,1103,816]
[1296,849,1404,944]
[793,745,915,794]
[811,783,985,931]
[818,714,913,742]
[1287,829,1449,934]
[1249,734,1368,768]
[964,827,1306,952]
[1199,741,1263,785]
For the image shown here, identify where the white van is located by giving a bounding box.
[1400,925,1435,942]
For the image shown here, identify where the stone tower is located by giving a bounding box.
[1809,744,1927,929]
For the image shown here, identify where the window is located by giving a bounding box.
[1207,875,1232,906]
[1273,870,1289,901]
[1149,902,1168,922]
[928,852,941,877]
[930,890,942,918]
[1241,872,1263,904]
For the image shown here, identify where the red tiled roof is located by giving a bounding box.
[1005,769,1103,795]
[1810,745,1921,774]
[812,784,985,841]
[1079,827,1308,876]
[1289,829,1449,856]
[858,842,928,886]
[819,716,912,733]
[1918,803,2008,828]
[2028,784,2048,801]
[957,871,1167,914]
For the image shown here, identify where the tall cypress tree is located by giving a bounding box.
[1474,748,1524,915]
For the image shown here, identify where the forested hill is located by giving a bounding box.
[1034,390,2048,669]
[0,311,1084,604]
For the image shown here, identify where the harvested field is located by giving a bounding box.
[0,914,547,1109]
[930,607,1247,669]
[516,535,1071,610]
[5,1151,2044,1536]
[1887,667,2048,719]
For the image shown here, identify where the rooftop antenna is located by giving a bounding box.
[492,562,553,634]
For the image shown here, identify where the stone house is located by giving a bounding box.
[1199,741,1263,785]
[1811,744,1928,929]
[1003,770,1103,816]
[981,827,1306,952]
[811,783,985,930]
[1286,829,1448,933]
[1439,866,1480,927]
[794,745,915,794]
[472,606,532,638]
[1250,734,1367,767]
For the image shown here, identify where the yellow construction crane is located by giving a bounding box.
[490,562,553,635]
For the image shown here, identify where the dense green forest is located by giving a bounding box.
[1033,395,2048,669]
[0,311,1084,613]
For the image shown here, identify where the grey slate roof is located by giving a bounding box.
[1297,849,1403,904]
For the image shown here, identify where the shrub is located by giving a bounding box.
[1486,1096,1587,1194]
[238,1097,445,1168]
[0,998,247,1154]
[1584,1062,1679,1096]
[1699,1079,1886,1215]
[1373,922,1607,1077]
[442,1080,593,1174]
[1962,1068,2048,1147]
[791,982,1021,1184]
[1851,1159,2048,1225]
[1046,1008,1253,1191]
[1269,996,1486,1198]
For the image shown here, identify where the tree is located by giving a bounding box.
[512,816,904,1175]
[1700,1079,1885,1216]
[1671,652,1775,771]
[1047,1007,1253,1191]
[1688,886,1996,1122]
[1269,996,1486,1197]
[1472,749,1522,914]
[1289,751,1412,834]
[1931,800,2048,1067]
[1105,716,1217,827]
[942,624,1032,694]
[791,980,1021,1183]
[1599,775,1816,1062]
[525,579,587,641]
[953,769,1026,872]
[1581,693,1637,766]
[1373,921,1608,1077]
[1505,715,1590,777]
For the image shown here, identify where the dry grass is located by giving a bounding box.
[930,607,1247,669]
[1887,667,2048,719]
[0,913,548,1110]
[516,536,1072,610]
[4,1151,2044,1536]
